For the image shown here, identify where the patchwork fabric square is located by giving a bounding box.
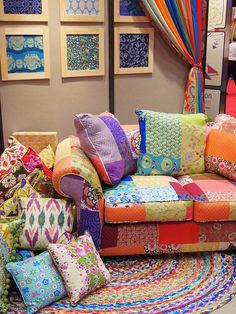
[3,0,42,15]
[67,34,99,71]
[66,0,99,16]
[6,35,44,74]
[6,251,67,314]
[48,233,111,305]
[119,0,145,16]
[120,33,149,68]
[136,110,207,176]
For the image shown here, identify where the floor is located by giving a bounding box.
[226,79,236,118]
[213,296,236,313]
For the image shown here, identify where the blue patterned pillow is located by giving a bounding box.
[6,251,66,313]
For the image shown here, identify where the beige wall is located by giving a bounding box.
[0,0,188,145]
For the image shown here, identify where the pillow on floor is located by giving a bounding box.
[6,251,66,314]
[48,233,111,305]
[74,112,136,185]
[0,219,24,313]
[136,110,207,176]
[19,197,74,250]
[205,117,236,180]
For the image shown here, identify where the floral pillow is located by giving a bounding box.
[6,251,66,314]
[48,233,111,305]
[19,197,74,250]
[0,219,24,313]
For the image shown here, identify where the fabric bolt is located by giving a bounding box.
[6,35,44,74]
[136,110,207,176]
[74,112,136,185]
[66,0,99,16]
[48,233,111,305]
[119,0,145,16]
[3,0,42,14]
[0,219,24,313]
[67,34,99,71]
[6,251,67,314]
[103,175,193,223]
[120,33,149,68]
[19,197,74,250]
[178,173,236,222]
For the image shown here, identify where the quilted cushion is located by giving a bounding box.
[19,197,74,250]
[136,110,207,176]
[74,112,136,185]
[205,117,236,180]
[178,173,236,222]
[103,175,193,223]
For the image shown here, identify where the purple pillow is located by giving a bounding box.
[74,112,136,185]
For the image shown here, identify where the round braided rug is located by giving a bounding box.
[9,252,236,314]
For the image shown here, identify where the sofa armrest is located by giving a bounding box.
[52,137,104,250]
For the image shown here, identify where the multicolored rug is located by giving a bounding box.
[9,252,236,313]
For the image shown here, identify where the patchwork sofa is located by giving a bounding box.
[53,112,236,256]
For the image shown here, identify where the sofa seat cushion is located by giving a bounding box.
[178,173,236,222]
[103,175,193,223]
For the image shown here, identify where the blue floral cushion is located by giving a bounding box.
[6,251,66,314]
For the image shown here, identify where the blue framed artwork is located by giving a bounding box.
[114,0,148,22]
[0,0,48,21]
[61,27,105,77]
[0,27,50,81]
[115,27,154,74]
[60,0,104,22]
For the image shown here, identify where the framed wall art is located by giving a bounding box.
[0,0,48,22]
[60,27,105,77]
[60,0,104,22]
[114,0,148,22]
[204,89,221,120]
[205,32,225,87]
[208,0,227,31]
[114,27,154,75]
[0,27,50,81]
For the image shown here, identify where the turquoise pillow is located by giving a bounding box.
[6,251,66,314]
[135,110,207,176]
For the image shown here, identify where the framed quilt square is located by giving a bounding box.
[61,27,105,77]
[0,0,48,22]
[114,0,148,22]
[0,27,50,81]
[115,27,154,75]
[60,0,104,22]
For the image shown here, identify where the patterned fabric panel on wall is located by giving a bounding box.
[119,0,145,16]
[120,34,149,68]
[3,0,42,14]
[67,34,99,71]
[6,35,44,74]
[66,0,99,16]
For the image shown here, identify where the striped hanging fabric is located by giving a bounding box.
[140,0,207,113]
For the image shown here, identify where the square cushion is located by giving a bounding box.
[205,117,236,180]
[0,219,23,313]
[19,197,74,250]
[6,251,66,314]
[178,173,236,222]
[48,233,111,305]
[136,110,207,176]
[103,175,193,223]
[74,112,136,185]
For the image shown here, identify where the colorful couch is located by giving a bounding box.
[52,113,236,256]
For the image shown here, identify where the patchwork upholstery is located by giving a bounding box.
[101,221,236,256]
[104,175,193,223]
[178,174,236,222]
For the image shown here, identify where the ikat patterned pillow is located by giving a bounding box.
[74,112,136,185]
[48,233,111,305]
[136,110,207,176]
[6,251,67,314]
[19,197,74,250]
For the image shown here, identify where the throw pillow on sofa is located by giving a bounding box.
[205,117,236,180]
[135,110,207,176]
[19,197,74,250]
[74,112,136,185]
[48,233,111,305]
